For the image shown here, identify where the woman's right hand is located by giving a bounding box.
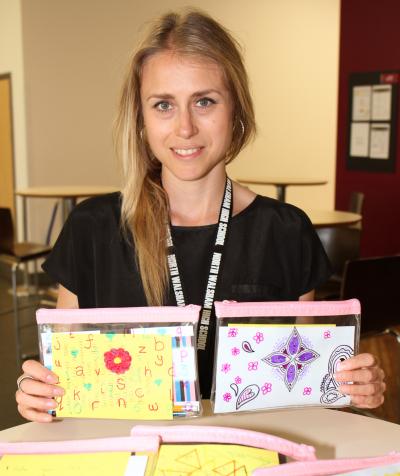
[16,360,65,423]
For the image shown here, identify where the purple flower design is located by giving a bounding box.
[248,361,258,371]
[261,382,272,394]
[221,363,231,374]
[228,328,238,338]
[234,376,242,385]
[261,327,320,392]
[231,347,240,356]
[223,392,232,402]
[253,332,264,344]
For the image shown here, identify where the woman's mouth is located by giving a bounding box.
[172,147,204,159]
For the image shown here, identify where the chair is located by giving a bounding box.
[315,192,364,298]
[0,207,52,368]
[340,255,400,336]
[340,255,400,423]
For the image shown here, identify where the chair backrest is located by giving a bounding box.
[340,255,400,334]
[348,191,365,214]
[316,191,365,277]
[0,207,15,254]
[316,227,361,278]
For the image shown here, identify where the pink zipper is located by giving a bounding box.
[253,452,400,475]
[214,299,360,318]
[36,304,201,324]
[131,425,316,461]
[0,435,160,455]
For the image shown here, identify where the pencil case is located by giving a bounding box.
[36,305,202,420]
[1,424,398,475]
[0,424,316,475]
[211,299,361,414]
[252,453,400,475]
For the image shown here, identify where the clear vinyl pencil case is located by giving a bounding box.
[211,299,361,414]
[0,424,316,475]
[1,425,399,475]
[36,305,202,420]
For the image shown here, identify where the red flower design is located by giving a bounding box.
[104,348,132,374]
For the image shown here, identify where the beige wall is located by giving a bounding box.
[20,0,339,242]
[0,0,28,237]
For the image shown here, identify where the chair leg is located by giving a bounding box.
[11,263,22,371]
[33,260,39,294]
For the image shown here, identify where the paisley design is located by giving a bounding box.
[230,383,239,396]
[236,384,260,409]
[320,345,353,404]
[242,341,255,353]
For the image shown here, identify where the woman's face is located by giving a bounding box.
[140,51,234,183]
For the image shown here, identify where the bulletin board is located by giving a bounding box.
[347,71,398,173]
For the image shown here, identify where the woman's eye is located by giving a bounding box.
[196,97,216,108]
[154,101,172,112]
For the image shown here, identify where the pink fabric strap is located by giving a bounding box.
[253,452,400,475]
[131,425,316,461]
[0,436,160,455]
[36,304,201,324]
[214,299,360,318]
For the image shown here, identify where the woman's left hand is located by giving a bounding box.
[334,353,386,409]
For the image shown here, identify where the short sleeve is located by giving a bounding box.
[299,211,332,296]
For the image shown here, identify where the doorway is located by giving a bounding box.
[0,73,16,218]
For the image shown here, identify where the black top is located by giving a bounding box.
[43,192,332,398]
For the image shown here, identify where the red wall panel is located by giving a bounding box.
[337,0,400,256]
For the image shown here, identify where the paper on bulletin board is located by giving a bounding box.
[369,123,390,159]
[52,333,173,419]
[214,325,355,413]
[0,452,144,476]
[371,84,392,121]
[153,443,279,475]
[350,122,370,157]
[352,85,372,121]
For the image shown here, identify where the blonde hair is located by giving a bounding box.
[114,9,256,305]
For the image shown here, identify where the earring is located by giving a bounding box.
[139,129,144,140]
[239,119,245,136]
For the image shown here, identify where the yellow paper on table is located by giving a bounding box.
[153,443,280,475]
[52,333,173,419]
[0,452,131,476]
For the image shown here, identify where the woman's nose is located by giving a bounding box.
[175,108,198,139]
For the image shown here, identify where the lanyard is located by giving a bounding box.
[166,177,233,350]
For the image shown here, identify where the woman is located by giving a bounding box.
[16,9,385,422]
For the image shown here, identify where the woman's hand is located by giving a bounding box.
[334,353,386,408]
[16,360,65,423]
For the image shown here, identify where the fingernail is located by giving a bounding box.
[46,400,57,408]
[336,362,346,371]
[46,374,58,384]
[53,387,65,396]
[42,414,52,423]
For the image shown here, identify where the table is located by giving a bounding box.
[1,402,399,459]
[15,186,119,241]
[305,209,362,228]
[238,178,328,202]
